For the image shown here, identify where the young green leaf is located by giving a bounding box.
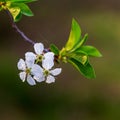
[68,53,88,65]
[68,58,96,79]
[8,7,21,22]
[50,44,60,55]
[13,10,22,22]
[65,18,81,51]
[6,0,36,3]
[4,0,36,22]
[73,33,88,51]
[75,45,102,57]
[16,3,34,16]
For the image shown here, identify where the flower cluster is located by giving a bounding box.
[17,43,62,85]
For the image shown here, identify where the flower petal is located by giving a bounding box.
[25,52,36,62]
[34,43,44,55]
[25,52,36,68]
[19,72,26,82]
[25,61,33,68]
[31,64,45,82]
[46,75,55,84]
[27,75,36,86]
[50,68,62,76]
[42,52,54,70]
[33,75,45,82]
[31,64,43,77]
[17,59,26,70]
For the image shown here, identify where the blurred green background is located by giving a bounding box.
[0,0,120,120]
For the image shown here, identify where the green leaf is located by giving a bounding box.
[16,3,34,16]
[68,53,88,65]
[74,33,88,50]
[76,45,102,57]
[13,10,22,22]
[8,7,21,22]
[65,18,81,51]
[6,0,36,3]
[8,3,34,16]
[68,58,96,79]
[6,2,34,21]
[50,44,60,55]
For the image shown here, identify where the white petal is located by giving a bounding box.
[50,68,62,76]
[25,60,34,68]
[31,64,43,77]
[19,72,26,82]
[42,52,54,70]
[25,52,36,68]
[34,43,44,55]
[17,59,26,70]
[25,52,36,62]
[27,75,36,86]
[46,75,55,84]
[44,52,54,60]
[33,75,45,82]
[31,64,45,82]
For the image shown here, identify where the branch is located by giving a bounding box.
[6,10,35,45]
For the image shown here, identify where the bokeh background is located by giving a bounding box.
[0,0,120,120]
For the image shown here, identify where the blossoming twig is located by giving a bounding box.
[6,9,35,45]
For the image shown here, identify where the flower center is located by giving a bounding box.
[26,68,31,74]
[36,55,44,63]
[43,69,50,76]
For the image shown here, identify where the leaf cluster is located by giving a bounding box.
[50,19,102,79]
[0,0,36,22]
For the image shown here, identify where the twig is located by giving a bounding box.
[6,9,35,45]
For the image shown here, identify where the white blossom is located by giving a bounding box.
[46,68,62,83]
[17,58,44,86]
[17,42,62,85]
[41,52,62,83]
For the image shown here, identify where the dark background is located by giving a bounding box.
[0,0,120,119]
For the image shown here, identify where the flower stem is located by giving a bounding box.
[6,9,35,45]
